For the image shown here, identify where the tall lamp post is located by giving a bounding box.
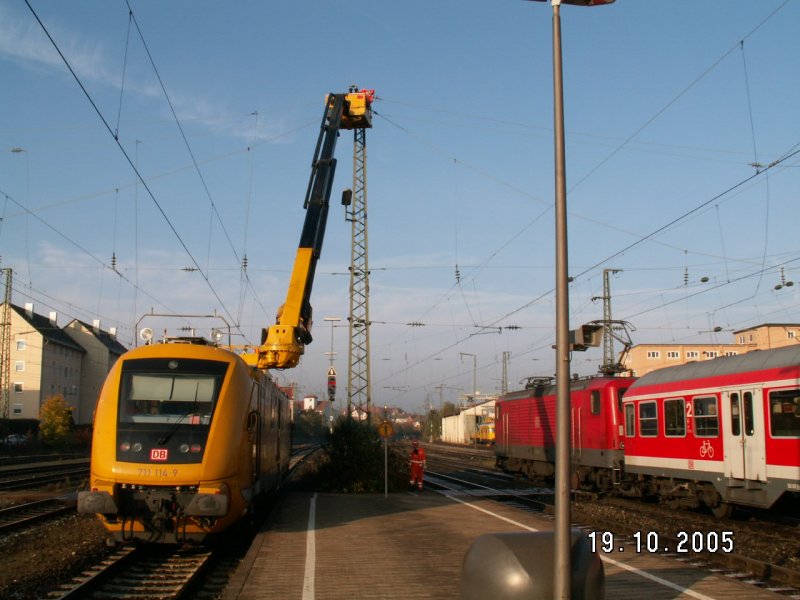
[458,352,477,405]
[323,317,341,367]
[525,1,615,598]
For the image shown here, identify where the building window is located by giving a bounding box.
[749,334,753,342]
[638,401,658,437]
[693,396,719,437]
[646,351,660,359]
[664,398,686,436]
[12,404,22,416]
[16,340,26,351]
[725,351,738,357]
[788,331,796,340]
[14,382,23,393]
[14,361,24,372]
[738,335,745,344]
[705,351,718,358]
[667,351,680,359]
[686,351,699,359]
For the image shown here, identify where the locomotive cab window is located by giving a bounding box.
[617,387,628,413]
[664,398,686,437]
[118,358,227,425]
[638,401,658,437]
[693,396,719,437]
[769,388,800,438]
[590,390,601,415]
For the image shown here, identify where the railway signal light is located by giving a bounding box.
[327,367,336,402]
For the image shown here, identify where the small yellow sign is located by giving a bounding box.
[377,420,394,439]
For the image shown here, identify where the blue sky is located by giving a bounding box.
[1,1,798,411]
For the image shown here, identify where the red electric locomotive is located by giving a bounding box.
[495,375,635,491]
[621,345,800,516]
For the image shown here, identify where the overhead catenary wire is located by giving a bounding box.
[114,9,133,141]
[367,3,794,378]
[11,2,798,403]
[564,0,791,196]
[24,0,242,335]
[0,186,181,326]
[368,135,799,395]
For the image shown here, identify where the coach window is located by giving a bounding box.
[624,403,635,437]
[664,398,685,436]
[730,393,741,436]
[639,401,658,437]
[743,391,755,436]
[590,390,601,415]
[693,396,719,437]
[769,389,800,437]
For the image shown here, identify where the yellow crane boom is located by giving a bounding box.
[242,89,374,370]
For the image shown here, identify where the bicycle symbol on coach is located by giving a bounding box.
[699,439,714,459]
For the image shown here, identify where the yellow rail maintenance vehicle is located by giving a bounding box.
[78,88,374,543]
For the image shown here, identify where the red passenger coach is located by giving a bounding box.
[621,346,800,516]
[495,376,635,491]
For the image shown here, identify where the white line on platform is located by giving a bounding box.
[443,490,717,600]
[302,492,317,600]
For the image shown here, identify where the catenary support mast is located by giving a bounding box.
[346,97,372,423]
[601,268,621,371]
[0,269,12,425]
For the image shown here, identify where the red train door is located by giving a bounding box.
[722,389,767,482]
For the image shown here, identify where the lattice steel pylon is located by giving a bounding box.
[601,269,620,370]
[346,124,372,423]
[1,268,12,425]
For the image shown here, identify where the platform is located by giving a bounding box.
[223,488,788,599]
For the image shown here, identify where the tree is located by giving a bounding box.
[317,418,408,493]
[443,401,459,418]
[294,409,329,442]
[39,394,73,445]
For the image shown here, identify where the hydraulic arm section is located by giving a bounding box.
[243,89,374,370]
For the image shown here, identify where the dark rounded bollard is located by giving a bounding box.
[460,529,604,600]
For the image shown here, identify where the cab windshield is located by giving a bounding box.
[118,358,228,425]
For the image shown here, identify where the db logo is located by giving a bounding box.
[150,448,169,462]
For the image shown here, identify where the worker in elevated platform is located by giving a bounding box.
[409,440,427,491]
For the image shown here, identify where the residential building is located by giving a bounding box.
[64,318,127,424]
[621,323,799,377]
[6,303,85,421]
[3,303,128,426]
[732,323,800,349]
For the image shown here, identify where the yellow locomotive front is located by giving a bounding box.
[78,342,258,544]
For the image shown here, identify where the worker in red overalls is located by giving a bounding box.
[409,439,427,491]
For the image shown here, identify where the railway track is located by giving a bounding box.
[39,444,321,600]
[426,459,800,596]
[49,545,214,600]
[0,497,74,537]
[0,458,90,491]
